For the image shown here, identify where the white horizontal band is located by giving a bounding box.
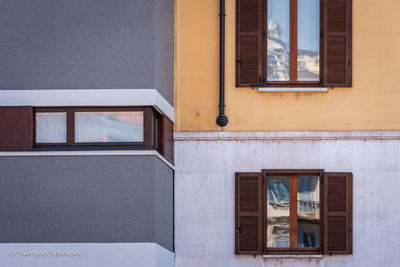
[0,243,173,267]
[0,89,174,122]
[258,87,328,92]
[174,131,400,141]
[0,150,174,169]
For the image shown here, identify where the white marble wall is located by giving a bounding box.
[174,132,400,267]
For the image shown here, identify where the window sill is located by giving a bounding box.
[258,87,328,92]
[262,254,323,259]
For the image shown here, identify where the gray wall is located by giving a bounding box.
[0,0,174,104]
[0,155,173,252]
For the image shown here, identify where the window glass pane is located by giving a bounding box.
[75,111,143,143]
[297,0,320,81]
[267,176,290,248]
[297,176,320,248]
[36,112,67,143]
[267,0,290,81]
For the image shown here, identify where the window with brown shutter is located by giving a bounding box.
[235,169,353,255]
[236,0,352,87]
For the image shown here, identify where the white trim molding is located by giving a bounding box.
[258,87,328,92]
[174,131,400,141]
[0,89,174,122]
[0,150,174,170]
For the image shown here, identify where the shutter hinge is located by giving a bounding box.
[262,244,265,253]
[263,31,265,39]
[348,60,352,67]
[236,227,241,233]
[250,76,262,89]
[348,227,352,233]
[237,59,242,66]
[320,176,323,184]
[320,31,323,38]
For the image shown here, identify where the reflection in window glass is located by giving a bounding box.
[297,0,320,81]
[297,176,320,248]
[267,0,290,81]
[267,176,290,248]
[36,112,67,143]
[75,111,143,143]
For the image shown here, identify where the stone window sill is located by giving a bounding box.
[258,87,328,92]
[262,254,323,259]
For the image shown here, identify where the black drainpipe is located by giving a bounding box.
[216,0,229,127]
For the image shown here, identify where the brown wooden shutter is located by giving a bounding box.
[0,106,33,151]
[161,116,173,163]
[322,0,352,87]
[236,0,262,87]
[323,172,352,255]
[235,172,263,254]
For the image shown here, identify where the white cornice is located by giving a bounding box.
[174,131,400,141]
[0,89,174,122]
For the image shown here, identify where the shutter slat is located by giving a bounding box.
[323,0,352,87]
[324,172,352,255]
[0,107,33,151]
[235,172,263,254]
[236,0,262,87]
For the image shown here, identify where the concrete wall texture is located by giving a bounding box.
[175,0,400,131]
[0,155,174,252]
[0,0,174,104]
[174,132,400,266]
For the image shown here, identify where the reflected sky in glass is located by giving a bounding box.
[75,111,143,143]
[297,0,320,81]
[36,112,67,143]
[267,0,290,81]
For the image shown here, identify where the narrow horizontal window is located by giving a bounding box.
[74,111,144,143]
[36,112,67,143]
[33,107,173,163]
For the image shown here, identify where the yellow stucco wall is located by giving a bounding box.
[175,0,400,131]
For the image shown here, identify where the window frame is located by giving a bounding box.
[263,0,323,87]
[262,169,324,255]
[34,106,160,150]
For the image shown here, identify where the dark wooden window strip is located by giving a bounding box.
[32,106,173,163]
